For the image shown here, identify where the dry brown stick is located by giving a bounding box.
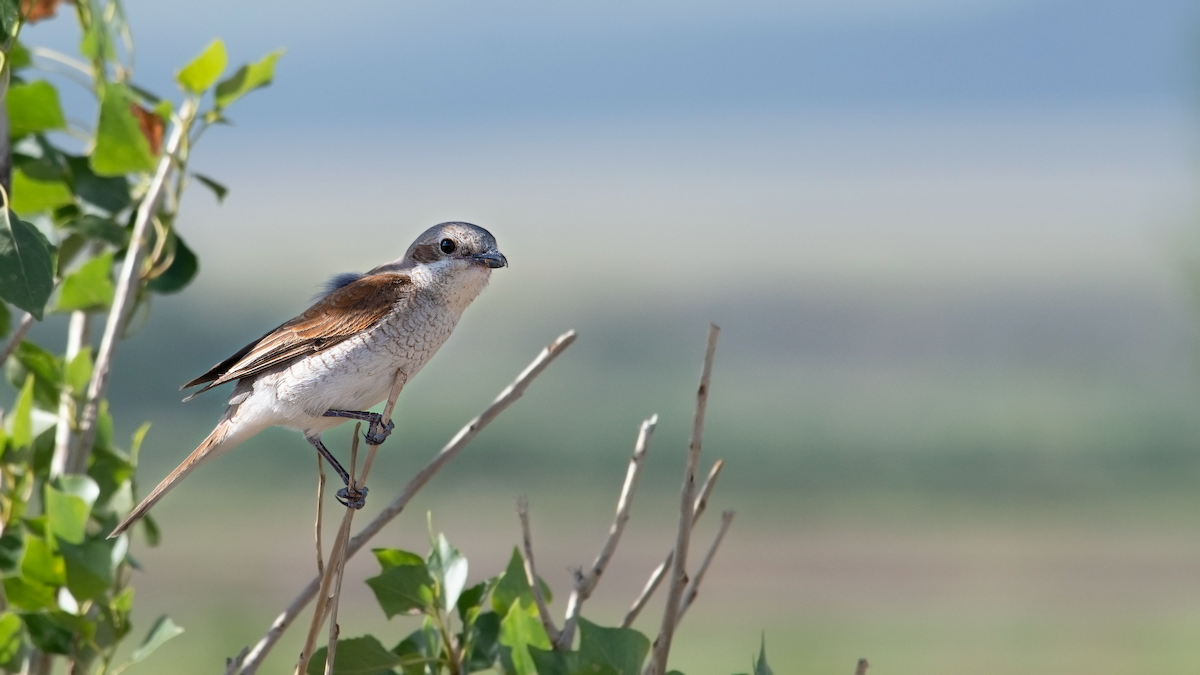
[299,364,405,675]
[517,496,561,644]
[322,430,361,675]
[854,658,870,675]
[235,330,577,675]
[677,510,733,619]
[647,324,719,675]
[622,459,724,628]
[557,415,657,649]
[315,454,327,578]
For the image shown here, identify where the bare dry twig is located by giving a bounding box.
[314,454,326,578]
[557,415,657,649]
[647,323,719,675]
[298,367,405,675]
[235,330,577,675]
[517,496,561,644]
[623,459,724,628]
[0,311,34,366]
[677,509,734,619]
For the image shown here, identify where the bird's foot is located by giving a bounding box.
[336,484,369,509]
[323,409,394,446]
[365,418,394,446]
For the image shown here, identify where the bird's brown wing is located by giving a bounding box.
[182,272,413,398]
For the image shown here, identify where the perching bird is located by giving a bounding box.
[109,222,507,538]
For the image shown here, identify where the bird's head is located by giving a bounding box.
[404,222,508,272]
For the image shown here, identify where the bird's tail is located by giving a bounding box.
[109,419,238,538]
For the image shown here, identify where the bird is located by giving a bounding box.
[109,222,507,538]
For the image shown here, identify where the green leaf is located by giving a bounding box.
[306,635,402,675]
[20,535,64,586]
[63,214,127,247]
[60,539,114,601]
[0,0,19,39]
[499,599,550,675]
[427,533,468,613]
[65,348,93,397]
[8,40,31,70]
[21,613,72,654]
[191,172,228,203]
[393,625,441,675]
[129,615,183,664]
[0,611,26,670]
[0,302,9,338]
[56,252,115,312]
[177,39,227,94]
[492,547,551,616]
[365,550,433,618]
[146,233,199,294]
[0,209,55,319]
[577,618,650,675]
[45,476,100,545]
[215,49,283,109]
[0,531,23,574]
[65,157,131,214]
[8,340,63,409]
[91,82,157,176]
[7,81,66,138]
[11,169,72,214]
[463,610,501,672]
[10,373,35,449]
[2,577,55,611]
[752,637,773,675]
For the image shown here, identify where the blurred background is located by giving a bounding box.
[12,0,1200,672]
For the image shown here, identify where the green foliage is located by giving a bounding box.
[323,533,762,675]
[0,3,280,673]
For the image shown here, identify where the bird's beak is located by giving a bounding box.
[472,250,508,269]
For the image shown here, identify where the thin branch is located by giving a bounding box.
[647,324,719,675]
[235,330,577,675]
[855,658,870,675]
[517,497,560,644]
[299,362,399,675]
[50,310,90,478]
[623,459,724,628]
[314,454,326,579]
[222,647,250,675]
[558,415,657,649]
[677,510,734,619]
[0,312,34,366]
[73,104,192,473]
[322,430,360,675]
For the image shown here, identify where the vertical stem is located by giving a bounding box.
[51,310,90,478]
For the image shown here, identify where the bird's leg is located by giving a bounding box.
[304,434,368,509]
[322,409,395,446]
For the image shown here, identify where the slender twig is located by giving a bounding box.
[623,459,724,628]
[50,310,90,478]
[223,647,250,675]
[314,454,326,578]
[299,363,403,675]
[235,330,576,675]
[677,510,733,619]
[517,496,561,644]
[855,658,870,675]
[322,431,360,675]
[647,324,719,675]
[73,104,192,473]
[0,312,34,366]
[557,415,657,649]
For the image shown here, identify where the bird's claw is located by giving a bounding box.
[365,419,394,446]
[336,485,369,509]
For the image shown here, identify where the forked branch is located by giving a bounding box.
[234,330,576,675]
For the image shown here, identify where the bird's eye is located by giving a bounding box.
[439,238,457,254]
